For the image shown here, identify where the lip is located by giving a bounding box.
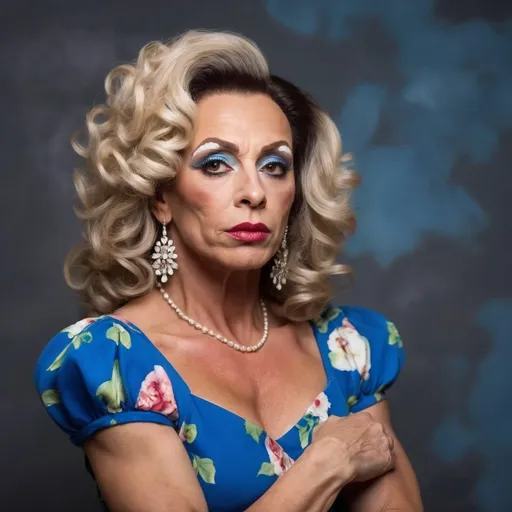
[227,222,270,233]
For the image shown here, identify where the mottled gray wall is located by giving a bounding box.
[2,0,511,511]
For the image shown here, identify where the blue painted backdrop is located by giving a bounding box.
[3,0,511,510]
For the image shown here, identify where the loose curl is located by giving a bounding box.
[65,29,360,321]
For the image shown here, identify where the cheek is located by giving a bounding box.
[276,179,296,208]
[175,179,228,219]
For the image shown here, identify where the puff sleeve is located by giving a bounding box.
[325,306,405,413]
[34,316,182,446]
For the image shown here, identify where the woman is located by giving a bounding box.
[34,30,422,511]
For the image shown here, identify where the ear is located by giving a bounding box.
[151,186,173,224]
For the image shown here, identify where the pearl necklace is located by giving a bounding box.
[157,283,269,353]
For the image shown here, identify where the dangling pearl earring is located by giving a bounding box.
[151,221,178,283]
[270,226,289,290]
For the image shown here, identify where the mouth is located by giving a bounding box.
[227,222,270,233]
[226,222,271,242]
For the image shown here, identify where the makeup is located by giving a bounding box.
[277,144,292,155]
[191,141,222,158]
[189,138,293,178]
[226,222,271,242]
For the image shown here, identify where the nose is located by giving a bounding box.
[234,166,267,209]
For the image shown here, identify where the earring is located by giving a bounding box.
[151,221,178,283]
[270,226,289,290]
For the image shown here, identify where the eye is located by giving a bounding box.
[259,156,291,177]
[203,158,229,174]
[192,154,232,176]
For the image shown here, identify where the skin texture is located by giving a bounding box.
[83,92,423,511]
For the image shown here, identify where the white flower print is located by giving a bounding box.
[327,318,371,380]
[306,391,331,423]
[62,318,95,338]
[261,436,294,477]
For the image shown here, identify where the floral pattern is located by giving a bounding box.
[327,318,371,380]
[106,322,132,349]
[96,360,125,413]
[296,391,332,448]
[245,420,264,443]
[46,318,96,372]
[136,365,179,420]
[313,307,341,333]
[387,320,403,348]
[179,421,198,443]
[62,318,96,337]
[258,436,294,477]
[35,308,404,511]
[192,454,216,484]
[306,391,331,422]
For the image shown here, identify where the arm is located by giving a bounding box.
[85,422,352,512]
[339,402,423,512]
[246,439,353,512]
[84,423,208,512]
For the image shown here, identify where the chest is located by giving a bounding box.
[177,374,351,512]
[154,322,328,440]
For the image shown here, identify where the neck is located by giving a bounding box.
[159,245,267,345]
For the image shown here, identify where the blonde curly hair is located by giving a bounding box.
[65,29,360,321]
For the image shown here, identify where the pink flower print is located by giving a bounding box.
[342,317,356,330]
[264,436,294,476]
[136,365,179,420]
[306,392,331,423]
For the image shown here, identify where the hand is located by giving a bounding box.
[310,411,395,484]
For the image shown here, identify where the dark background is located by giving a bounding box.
[2,0,511,510]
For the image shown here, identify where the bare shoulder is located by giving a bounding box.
[113,291,169,331]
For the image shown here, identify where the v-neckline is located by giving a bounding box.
[106,314,335,442]
[192,377,335,442]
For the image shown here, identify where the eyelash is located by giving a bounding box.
[196,155,291,179]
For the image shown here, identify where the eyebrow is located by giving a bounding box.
[190,137,292,160]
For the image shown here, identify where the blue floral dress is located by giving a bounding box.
[34,305,405,512]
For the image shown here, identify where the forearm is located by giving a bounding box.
[339,467,423,512]
[246,447,351,512]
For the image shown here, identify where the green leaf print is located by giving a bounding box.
[46,331,94,372]
[109,419,118,426]
[387,321,403,348]
[296,415,319,449]
[41,389,60,407]
[347,395,359,408]
[46,345,71,372]
[96,360,126,413]
[257,462,276,477]
[374,384,387,402]
[181,422,197,443]
[313,308,341,334]
[106,323,132,349]
[192,454,216,484]
[297,424,310,449]
[245,420,263,443]
[71,331,93,349]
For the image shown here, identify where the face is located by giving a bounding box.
[156,92,295,272]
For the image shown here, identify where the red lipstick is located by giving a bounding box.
[226,222,270,242]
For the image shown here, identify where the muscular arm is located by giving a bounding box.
[339,402,423,512]
[84,423,208,512]
[85,422,351,512]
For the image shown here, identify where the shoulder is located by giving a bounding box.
[33,315,187,446]
[34,315,142,374]
[313,304,403,347]
[313,304,405,413]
